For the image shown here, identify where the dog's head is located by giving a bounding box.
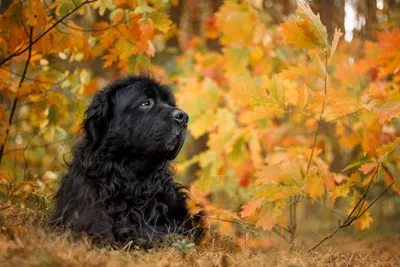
[83,75,188,160]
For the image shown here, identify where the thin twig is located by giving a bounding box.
[308,165,392,252]
[306,52,328,174]
[358,182,394,218]
[323,108,364,124]
[0,0,97,68]
[0,26,34,165]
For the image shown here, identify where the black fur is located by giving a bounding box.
[49,75,203,247]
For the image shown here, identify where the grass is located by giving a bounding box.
[1,206,399,266]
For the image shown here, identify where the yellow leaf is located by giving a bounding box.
[296,83,309,109]
[255,165,280,185]
[354,209,373,231]
[281,65,311,79]
[256,206,276,231]
[281,19,321,50]
[238,104,284,125]
[280,162,303,186]
[150,12,172,33]
[305,172,324,200]
[190,110,216,139]
[350,172,361,183]
[331,182,351,205]
[265,74,284,103]
[296,3,328,48]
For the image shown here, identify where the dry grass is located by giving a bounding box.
[1,206,399,267]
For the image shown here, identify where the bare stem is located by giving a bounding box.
[323,108,364,124]
[308,165,393,252]
[306,52,328,174]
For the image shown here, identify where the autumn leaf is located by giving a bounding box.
[296,83,309,109]
[355,210,373,231]
[149,12,172,33]
[296,3,328,48]
[256,206,277,231]
[240,198,265,218]
[342,160,373,172]
[329,28,343,62]
[359,163,377,175]
[255,165,280,185]
[281,3,328,50]
[305,172,324,200]
[281,19,321,50]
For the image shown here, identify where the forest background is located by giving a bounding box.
[0,0,400,266]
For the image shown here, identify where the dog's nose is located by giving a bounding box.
[172,109,189,124]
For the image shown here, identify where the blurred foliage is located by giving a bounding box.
[0,0,399,246]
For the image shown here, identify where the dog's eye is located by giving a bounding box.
[139,99,154,108]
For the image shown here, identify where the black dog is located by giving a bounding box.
[49,75,203,247]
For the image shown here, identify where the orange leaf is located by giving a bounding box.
[256,207,276,231]
[359,163,376,175]
[240,198,264,218]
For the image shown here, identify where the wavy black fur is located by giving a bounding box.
[49,75,203,247]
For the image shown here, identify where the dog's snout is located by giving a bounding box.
[172,109,189,124]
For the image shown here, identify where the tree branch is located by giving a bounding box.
[0,0,97,68]
[0,26,33,165]
[308,165,393,252]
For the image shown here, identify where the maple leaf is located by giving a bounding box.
[255,165,280,185]
[281,65,311,79]
[281,19,321,50]
[256,206,277,231]
[240,198,265,218]
[354,208,373,231]
[296,3,328,48]
[305,172,324,200]
[296,83,309,109]
[330,182,351,205]
[190,110,216,139]
[149,12,172,33]
[329,28,343,62]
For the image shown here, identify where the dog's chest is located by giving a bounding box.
[107,176,174,224]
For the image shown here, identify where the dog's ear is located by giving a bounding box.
[83,91,111,148]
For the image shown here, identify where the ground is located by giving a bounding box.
[1,228,399,266]
[0,206,399,266]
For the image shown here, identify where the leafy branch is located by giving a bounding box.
[0,26,33,165]
[0,0,97,68]
[0,0,96,165]
[308,164,394,252]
